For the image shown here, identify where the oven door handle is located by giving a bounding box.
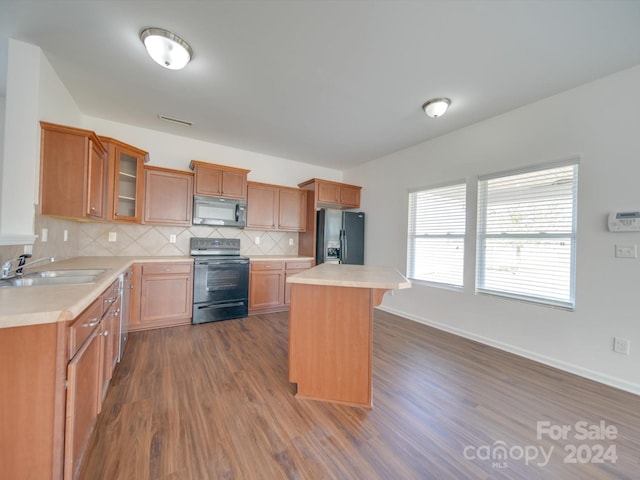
[197,302,246,311]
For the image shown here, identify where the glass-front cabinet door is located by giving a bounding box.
[100,137,148,223]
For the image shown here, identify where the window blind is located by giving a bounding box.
[407,182,466,287]
[476,162,578,309]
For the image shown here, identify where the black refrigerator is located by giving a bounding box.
[316,209,365,265]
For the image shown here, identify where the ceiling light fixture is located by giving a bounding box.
[422,98,451,118]
[140,28,193,70]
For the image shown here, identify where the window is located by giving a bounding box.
[407,182,466,287]
[476,161,578,309]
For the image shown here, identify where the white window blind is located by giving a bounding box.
[407,182,466,287]
[476,161,578,309]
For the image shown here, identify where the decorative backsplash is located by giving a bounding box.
[0,215,299,264]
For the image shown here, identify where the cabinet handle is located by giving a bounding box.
[90,206,97,212]
[83,317,100,327]
[105,296,118,303]
[111,309,120,317]
[102,330,109,337]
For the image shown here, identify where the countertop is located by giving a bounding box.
[0,256,192,329]
[286,263,411,290]
[248,255,315,262]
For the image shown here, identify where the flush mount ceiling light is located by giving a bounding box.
[140,27,193,70]
[422,98,451,118]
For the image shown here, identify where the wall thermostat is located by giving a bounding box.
[608,211,640,232]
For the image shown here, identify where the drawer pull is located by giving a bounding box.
[111,309,121,317]
[83,317,100,328]
[102,330,109,337]
[105,296,118,303]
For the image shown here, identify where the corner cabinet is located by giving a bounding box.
[142,166,194,226]
[99,137,148,223]
[129,262,194,332]
[189,160,250,200]
[249,258,313,315]
[246,182,307,232]
[40,122,108,220]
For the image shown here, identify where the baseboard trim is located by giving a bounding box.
[377,305,640,397]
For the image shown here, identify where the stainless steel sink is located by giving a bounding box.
[24,269,108,278]
[0,269,108,288]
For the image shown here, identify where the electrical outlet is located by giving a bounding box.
[615,244,637,258]
[255,236,260,245]
[289,238,294,246]
[63,229,68,242]
[613,337,630,355]
[108,232,117,242]
[169,234,177,243]
[41,228,48,242]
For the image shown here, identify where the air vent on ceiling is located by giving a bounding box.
[157,114,192,127]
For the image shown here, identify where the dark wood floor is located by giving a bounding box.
[80,310,640,479]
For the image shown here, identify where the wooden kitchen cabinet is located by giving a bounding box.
[40,121,108,220]
[299,178,362,209]
[284,260,314,305]
[189,160,250,200]
[131,262,194,331]
[249,261,284,313]
[100,137,148,223]
[297,178,362,258]
[142,166,194,226]
[249,259,313,314]
[64,323,102,480]
[99,281,121,403]
[246,182,307,232]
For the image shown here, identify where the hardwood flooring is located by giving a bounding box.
[80,310,640,479]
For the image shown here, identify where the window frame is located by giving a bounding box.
[475,159,579,310]
[406,180,467,289]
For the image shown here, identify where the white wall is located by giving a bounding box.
[0,40,342,247]
[0,39,82,245]
[83,117,342,188]
[345,65,640,395]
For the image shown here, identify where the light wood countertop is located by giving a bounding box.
[286,263,411,290]
[0,256,192,329]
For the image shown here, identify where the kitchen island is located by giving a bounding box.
[287,263,411,408]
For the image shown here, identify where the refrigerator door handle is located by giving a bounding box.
[340,229,347,263]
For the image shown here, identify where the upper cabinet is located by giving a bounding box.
[99,137,149,223]
[296,178,362,258]
[40,122,108,220]
[298,178,361,209]
[143,166,194,226]
[189,160,250,200]
[246,182,307,232]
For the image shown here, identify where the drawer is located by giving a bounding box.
[141,262,193,275]
[69,297,103,359]
[103,279,120,309]
[251,261,283,271]
[285,260,313,270]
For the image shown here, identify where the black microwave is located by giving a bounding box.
[193,195,246,228]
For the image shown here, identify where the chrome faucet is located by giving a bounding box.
[1,255,55,279]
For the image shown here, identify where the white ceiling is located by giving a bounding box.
[1,1,640,170]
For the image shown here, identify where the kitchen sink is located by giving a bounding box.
[0,269,108,288]
[24,269,108,278]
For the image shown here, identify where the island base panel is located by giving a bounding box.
[288,283,374,408]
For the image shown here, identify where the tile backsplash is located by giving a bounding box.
[18,215,299,260]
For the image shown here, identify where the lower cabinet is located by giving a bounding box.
[129,261,194,332]
[249,259,313,315]
[64,323,102,480]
